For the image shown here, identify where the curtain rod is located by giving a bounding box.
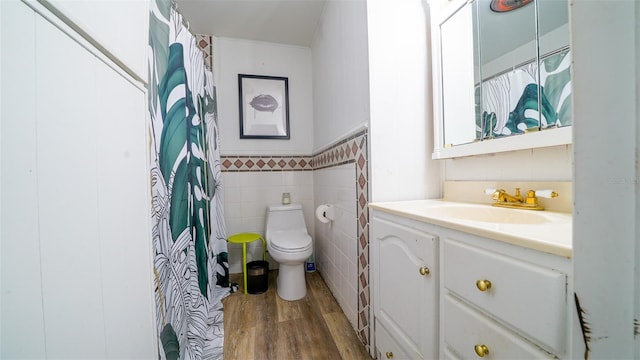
[170,0,190,31]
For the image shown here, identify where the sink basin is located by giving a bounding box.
[434,205,551,224]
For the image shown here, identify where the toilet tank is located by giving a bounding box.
[265,204,308,239]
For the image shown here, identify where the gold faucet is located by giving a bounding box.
[487,188,558,211]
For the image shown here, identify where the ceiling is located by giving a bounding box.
[175,0,327,47]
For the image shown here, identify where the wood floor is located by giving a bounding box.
[223,270,371,360]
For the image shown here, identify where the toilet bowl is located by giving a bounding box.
[265,204,313,301]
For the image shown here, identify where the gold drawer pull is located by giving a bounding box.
[419,266,430,276]
[474,344,490,357]
[386,351,394,359]
[476,279,492,292]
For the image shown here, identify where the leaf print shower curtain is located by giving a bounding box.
[148,0,230,358]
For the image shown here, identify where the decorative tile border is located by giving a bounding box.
[219,130,370,350]
[221,156,313,172]
[195,34,213,71]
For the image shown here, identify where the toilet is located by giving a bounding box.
[265,204,313,301]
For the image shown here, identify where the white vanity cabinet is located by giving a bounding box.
[369,202,573,360]
[371,211,439,360]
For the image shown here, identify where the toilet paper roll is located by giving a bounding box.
[315,204,334,223]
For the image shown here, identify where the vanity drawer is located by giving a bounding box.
[442,238,566,353]
[443,293,556,359]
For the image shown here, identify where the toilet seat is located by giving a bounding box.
[269,231,312,253]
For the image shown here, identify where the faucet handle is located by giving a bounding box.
[535,190,559,199]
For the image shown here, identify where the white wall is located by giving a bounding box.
[367,0,441,202]
[1,1,155,357]
[444,145,573,181]
[312,0,370,151]
[216,37,314,155]
[223,171,314,273]
[314,164,359,329]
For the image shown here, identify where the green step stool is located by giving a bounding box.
[227,233,267,294]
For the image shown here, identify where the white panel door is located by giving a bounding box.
[35,15,108,358]
[94,57,155,357]
[0,1,47,356]
[2,2,154,358]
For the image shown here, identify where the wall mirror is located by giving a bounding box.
[431,0,571,158]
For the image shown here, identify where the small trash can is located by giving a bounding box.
[246,260,269,294]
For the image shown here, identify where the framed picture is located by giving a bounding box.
[238,74,290,139]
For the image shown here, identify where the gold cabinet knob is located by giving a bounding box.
[419,266,430,276]
[474,344,490,357]
[476,279,492,292]
[385,351,394,359]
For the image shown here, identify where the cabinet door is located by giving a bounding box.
[376,321,414,360]
[372,215,438,359]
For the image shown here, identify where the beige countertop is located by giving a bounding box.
[369,199,572,258]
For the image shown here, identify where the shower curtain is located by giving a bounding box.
[148,0,230,358]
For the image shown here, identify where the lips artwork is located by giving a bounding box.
[249,94,279,113]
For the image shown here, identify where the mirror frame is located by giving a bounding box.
[429,0,571,159]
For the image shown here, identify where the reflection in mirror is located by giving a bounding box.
[440,2,479,146]
[437,0,572,151]
[538,0,571,129]
[478,0,538,138]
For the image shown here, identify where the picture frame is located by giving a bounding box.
[238,74,290,139]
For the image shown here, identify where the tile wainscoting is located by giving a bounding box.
[220,129,371,349]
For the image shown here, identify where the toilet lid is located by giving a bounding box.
[270,231,312,252]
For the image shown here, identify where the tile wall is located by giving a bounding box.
[221,169,314,273]
[313,164,359,328]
